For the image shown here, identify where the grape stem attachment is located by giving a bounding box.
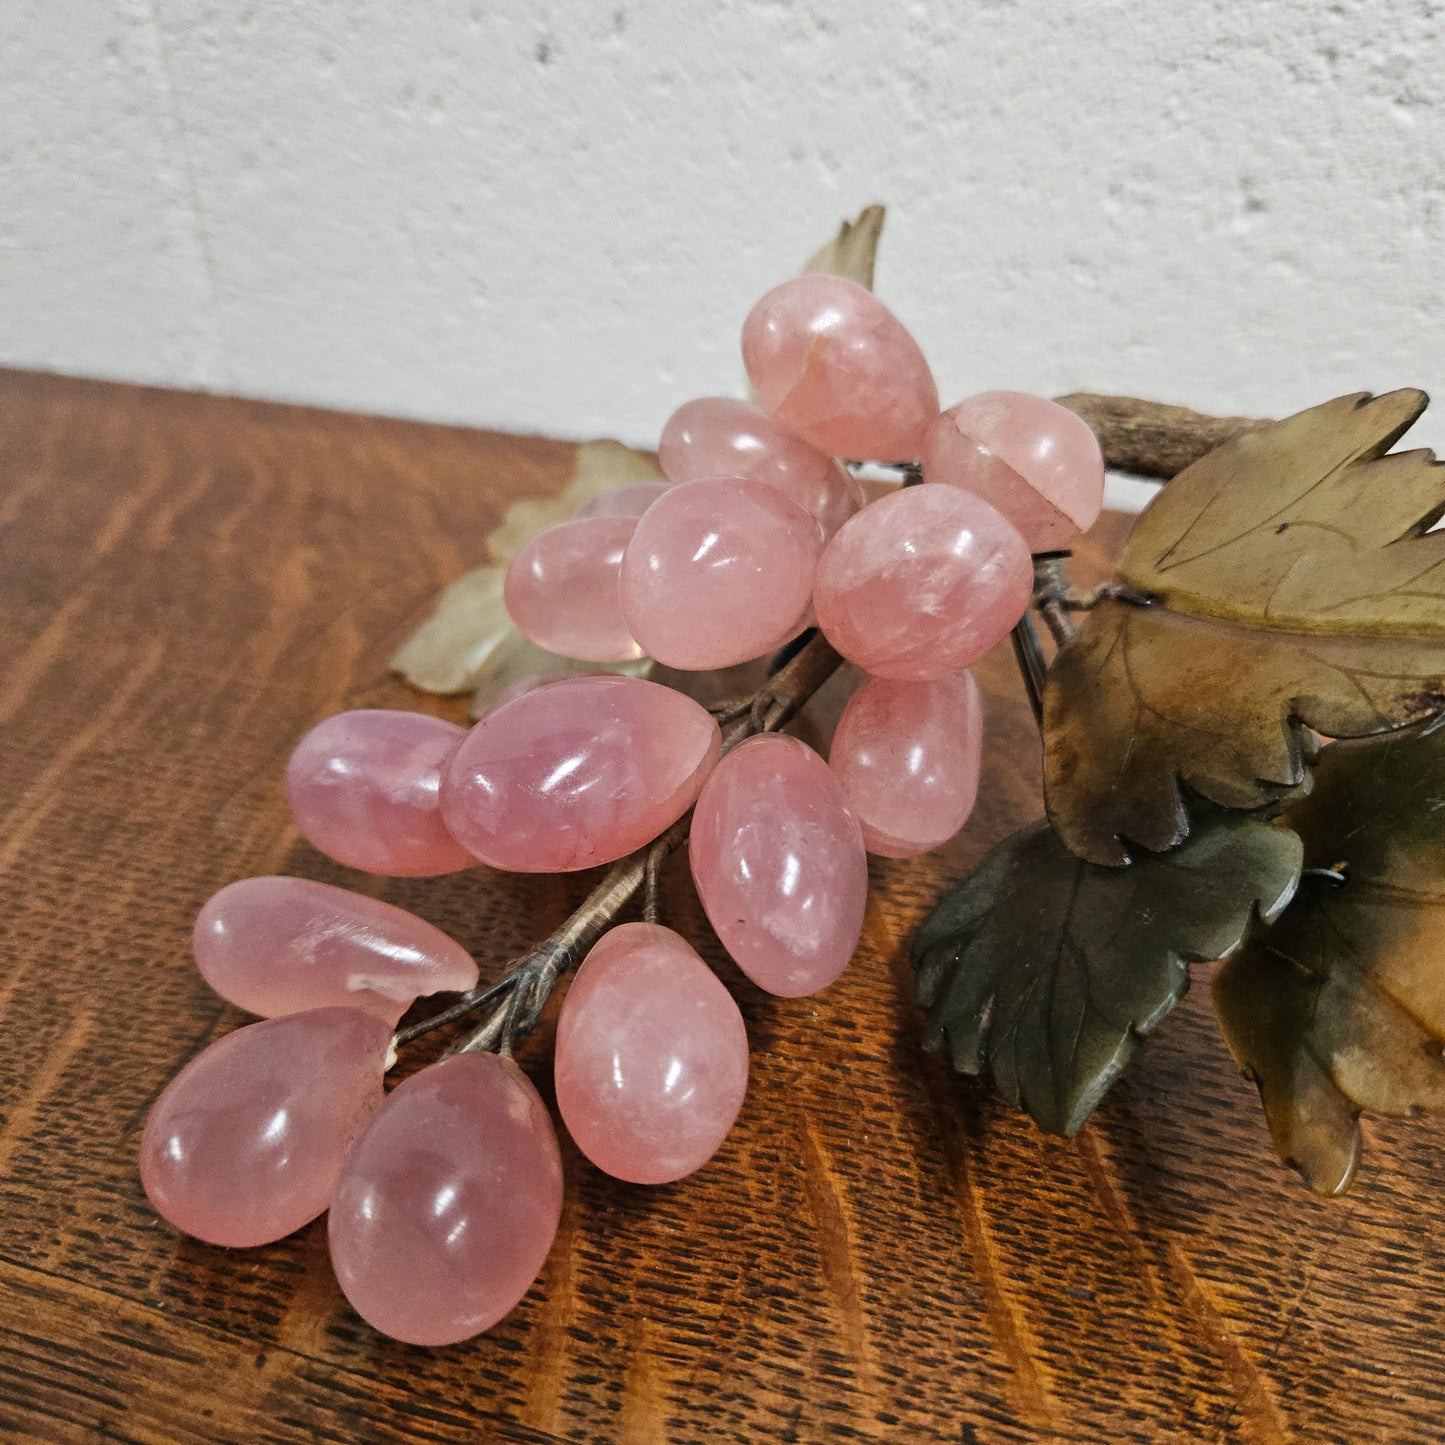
[388,396,1258,1065]
[389,628,847,1062]
[1009,615,1048,725]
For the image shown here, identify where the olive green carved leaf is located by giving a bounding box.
[1044,390,1445,865]
[391,440,660,696]
[1213,722,1445,1194]
[804,204,886,291]
[913,814,1302,1136]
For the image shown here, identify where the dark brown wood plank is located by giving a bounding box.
[1,366,1443,1444]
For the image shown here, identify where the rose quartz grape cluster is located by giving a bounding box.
[145,676,735,1343]
[142,251,1111,1353]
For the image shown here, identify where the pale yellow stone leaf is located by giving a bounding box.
[389,564,513,695]
[803,204,886,292]
[484,440,663,565]
[468,631,655,719]
[393,439,662,695]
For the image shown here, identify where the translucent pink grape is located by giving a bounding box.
[922,391,1106,550]
[193,876,479,1024]
[572,481,673,519]
[741,274,939,463]
[504,517,643,663]
[619,478,823,670]
[813,485,1032,681]
[554,923,749,1184]
[829,672,984,857]
[441,675,720,871]
[286,710,473,877]
[328,1051,563,1346]
[689,734,867,997]
[140,1008,391,1247]
[658,396,865,537]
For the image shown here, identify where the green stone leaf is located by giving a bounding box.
[1213,721,1445,1194]
[1043,390,1445,865]
[914,814,1303,1136]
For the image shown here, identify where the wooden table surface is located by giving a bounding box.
[2,368,1442,1445]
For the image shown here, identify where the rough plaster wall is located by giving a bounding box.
[4,0,1445,453]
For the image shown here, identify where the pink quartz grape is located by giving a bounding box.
[572,481,673,519]
[504,516,643,663]
[658,396,865,537]
[741,274,939,463]
[441,675,720,872]
[193,876,479,1024]
[328,1051,563,1346]
[922,391,1106,550]
[829,672,984,857]
[619,478,823,670]
[813,485,1032,681]
[554,923,749,1184]
[689,734,867,998]
[140,1007,391,1247]
[286,710,473,877]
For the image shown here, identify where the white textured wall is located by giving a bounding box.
[4,0,1445,452]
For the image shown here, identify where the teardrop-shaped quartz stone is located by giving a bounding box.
[504,516,644,663]
[572,481,673,519]
[441,675,721,872]
[555,923,749,1184]
[922,391,1105,550]
[193,876,479,1024]
[286,710,473,877]
[813,485,1032,681]
[140,1008,391,1247]
[741,274,939,463]
[328,1051,563,1346]
[658,396,865,537]
[829,672,983,857]
[689,734,867,997]
[619,478,823,670]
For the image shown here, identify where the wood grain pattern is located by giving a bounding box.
[2,367,1443,1444]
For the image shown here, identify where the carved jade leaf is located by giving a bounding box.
[803,204,886,292]
[1044,391,1445,864]
[390,440,661,697]
[1213,722,1445,1194]
[913,813,1302,1136]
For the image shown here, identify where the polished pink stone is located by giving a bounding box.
[829,672,984,857]
[554,923,749,1184]
[504,517,643,663]
[572,481,673,519]
[441,675,720,871]
[658,396,865,537]
[619,478,823,670]
[741,274,939,463]
[286,710,473,877]
[922,391,1106,550]
[140,1008,390,1247]
[328,1052,563,1346]
[193,876,479,1024]
[813,485,1032,681]
[689,734,867,997]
